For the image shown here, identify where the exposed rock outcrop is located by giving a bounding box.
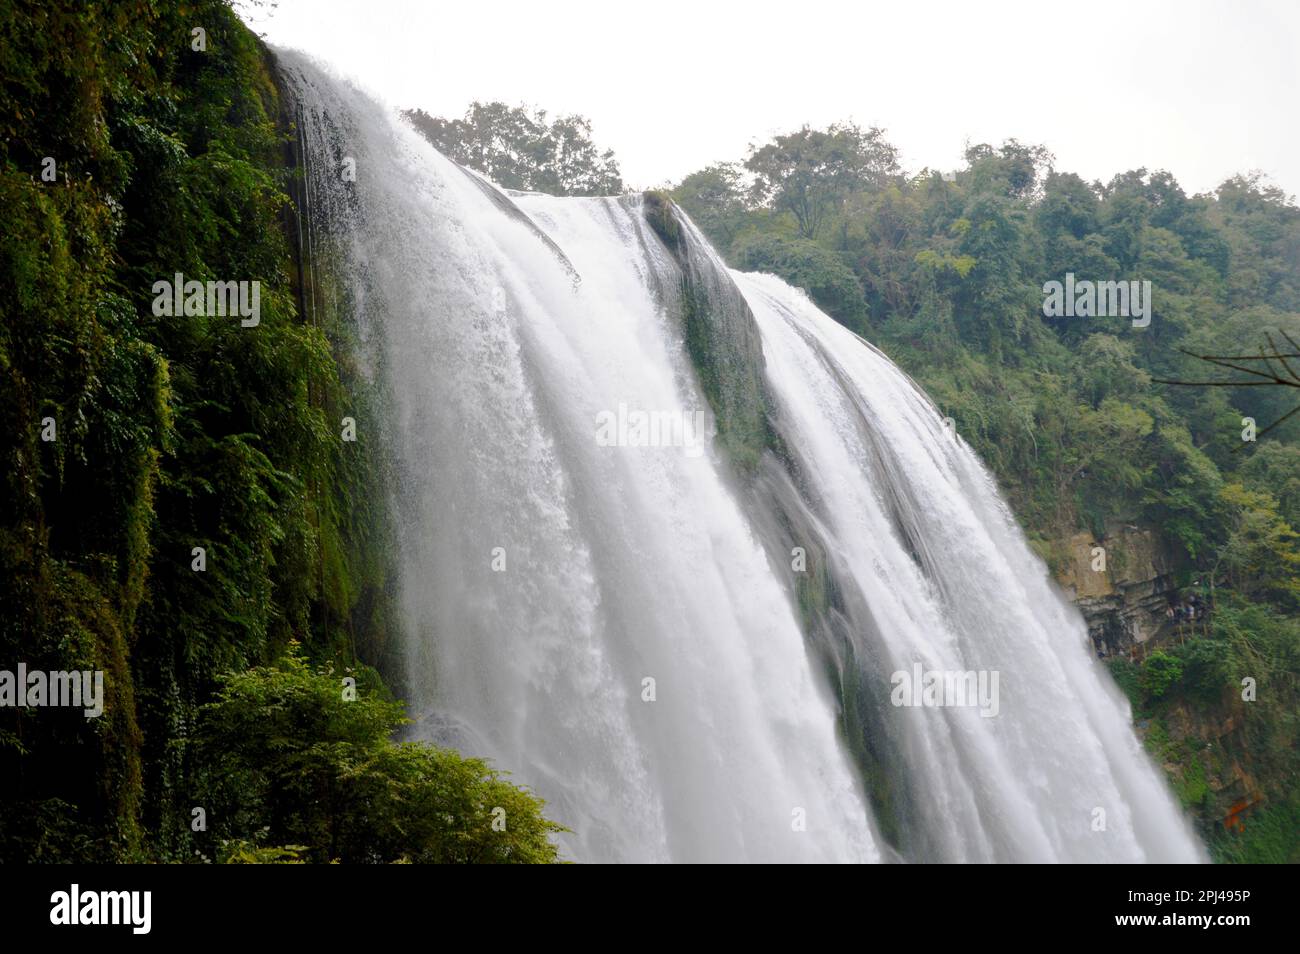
[1055,521,1180,656]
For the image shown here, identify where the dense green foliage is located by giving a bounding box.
[0,0,557,863]
[403,102,622,196]
[744,123,901,239]
[193,647,564,863]
[1110,597,1299,862]
[671,131,1300,862]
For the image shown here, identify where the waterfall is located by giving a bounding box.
[278,51,1205,863]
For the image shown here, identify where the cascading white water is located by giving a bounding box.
[737,273,1205,862]
[280,51,1204,863]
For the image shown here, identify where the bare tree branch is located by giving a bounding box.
[1152,333,1300,450]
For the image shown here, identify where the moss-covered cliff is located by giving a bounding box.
[0,0,401,861]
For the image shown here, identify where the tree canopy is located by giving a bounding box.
[403,102,623,196]
[744,123,902,239]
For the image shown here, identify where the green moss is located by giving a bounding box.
[1173,752,1210,808]
[643,190,682,249]
[644,192,777,477]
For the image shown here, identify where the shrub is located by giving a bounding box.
[192,647,567,863]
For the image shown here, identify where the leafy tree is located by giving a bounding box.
[1141,651,1184,700]
[1141,415,1223,560]
[1239,443,1300,528]
[1213,174,1300,310]
[1174,638,1233,704]
[948,191,1036,356]
[745,123,900,239]
[962,139,1053,199]
[403,103,622,196]
[838,185,925,321]
[193,647,567,863]
[1076,334,1151,406]
[1216,483,1300,606]
[1037,171,1101,241]
[671,162,750,251]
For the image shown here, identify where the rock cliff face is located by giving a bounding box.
[1055,522,1180,656]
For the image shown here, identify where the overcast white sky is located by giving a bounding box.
[247,0,1299,197]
